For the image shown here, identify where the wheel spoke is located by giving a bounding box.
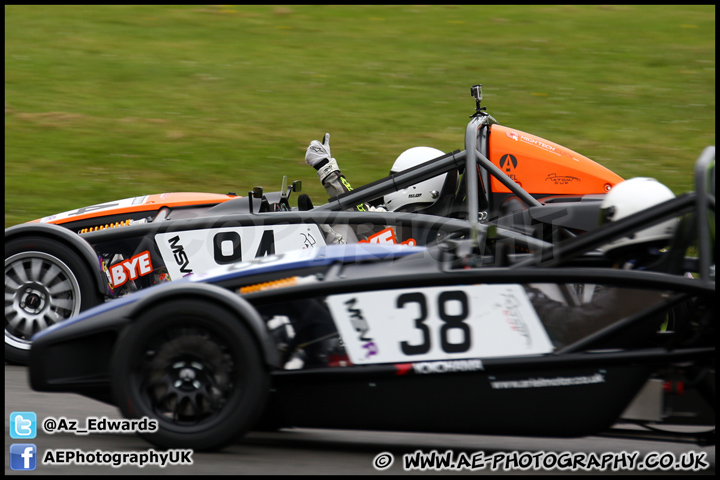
[12,262,29,284]
[149,372,173,394]
[5,274,21,291]
[172,397,187,421]
[47,279,73,296]
[6,311,25,329]
[49,297,73,311]
[41,264,61,285]
[30,258,43,282]
[190,392,206,416]
[20,317,35,337]
[34,316,49,332]
[42,309,63,326]
[178,395,200,420]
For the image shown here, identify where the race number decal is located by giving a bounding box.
[327,285,553,364]
[155,224,325,279]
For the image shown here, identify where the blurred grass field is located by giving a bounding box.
[4,5,715,228]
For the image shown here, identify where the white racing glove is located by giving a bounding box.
[306,133,340,182]
[305,133,331,167]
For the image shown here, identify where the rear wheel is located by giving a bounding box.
[110,300,270,451]
[5,236,101,364]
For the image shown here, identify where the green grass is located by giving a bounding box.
[5,5,715,228]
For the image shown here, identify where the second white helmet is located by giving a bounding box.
[598,177,677,253]
[384,146,451,212]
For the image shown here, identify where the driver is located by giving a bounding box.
[306,133,457,247]
[305,133,368,212]
[305,133,454,214]
[526,177,680,347]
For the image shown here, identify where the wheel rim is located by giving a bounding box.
[5,251,82,350]
[135,326,241,427]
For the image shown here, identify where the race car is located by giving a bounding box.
[6,85,623,363]
[28,147,714,451]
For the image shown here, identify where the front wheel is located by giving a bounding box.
[110,300,270,451]
[5,236,102,364]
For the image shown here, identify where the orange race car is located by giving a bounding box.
[5,85,622,364]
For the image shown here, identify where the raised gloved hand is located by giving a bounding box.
[305,133,332,169]
[306,133,340,183]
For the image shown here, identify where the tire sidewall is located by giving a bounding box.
[111,300,270,451]
[5,236,100,364]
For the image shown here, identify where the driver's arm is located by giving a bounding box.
[305,133,367,211]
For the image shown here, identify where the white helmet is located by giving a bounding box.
[384,146,450,212]
[598,177,677,253]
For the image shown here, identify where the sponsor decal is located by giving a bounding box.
[339,177,367,212]
[498,292,531,346]
[545,173,581,185]
[395,359,484,375]
[498,154,521,186]
[345,298,378,359]
[490,372,606,389]
[358,227,417,247]
[520,134,556,153]
[499,154,518,172]
[559,148,580,162]
[109,251,153,288]
[301,232,317,249]
[506,130,556,152]
[505,130,579,161]
[167,235,193,275]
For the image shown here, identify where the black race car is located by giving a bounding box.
[29,147,714,451]
[6,85,622,363]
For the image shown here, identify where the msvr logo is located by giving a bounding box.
[168,235,193,274]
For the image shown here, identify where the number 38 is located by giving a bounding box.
[397,291,470,355]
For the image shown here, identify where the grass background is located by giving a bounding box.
[5,5,715,228]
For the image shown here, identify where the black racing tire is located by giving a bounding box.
[110,299,270,451]
[5,236,102,365]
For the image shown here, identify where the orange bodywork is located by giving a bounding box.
[28,192,238,225]
[488,125,623,195]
